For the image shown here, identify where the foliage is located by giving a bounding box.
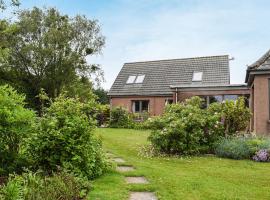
[253,149,270,162]
[208,97,251,135]
[148,96,251,155]
[93,87,109,105]
[109,107,134,128]
[0,0,19,11]
[0,85,35,175]
[26,95,108,179]
[149,97,208,154]
[95,104,110,126]
[0,171,90,200]
[215,136,270,160]
[214,137,251,159]
[0,7,105,111]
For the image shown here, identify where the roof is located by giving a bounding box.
[108,55,230,96]
[246,49,270,84]
[170,84,249,92]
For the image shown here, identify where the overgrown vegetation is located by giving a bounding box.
[215,136,270,160]
[148,96,251,155]
[0,171,90,200]
[27,95,108,179]
[0,85,35,175]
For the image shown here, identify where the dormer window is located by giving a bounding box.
[135,75,145,83]
[126,75,137,84]
[126,74,145,84]
[192,71,203,82]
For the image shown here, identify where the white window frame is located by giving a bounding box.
[126,75,137,84]
[192,71,203,82]
[135,75,145,83]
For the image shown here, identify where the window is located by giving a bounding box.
[135,75,145,83]
[192,72,203,81]
[126,75,137,84]
[132,100,149,113]
[209,95,223,104]
[224,95,238,101]
[165,99,173,105]
[126,74,145,84]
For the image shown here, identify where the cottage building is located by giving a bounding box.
[108,50,270,135]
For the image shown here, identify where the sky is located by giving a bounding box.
[6,0,270,89]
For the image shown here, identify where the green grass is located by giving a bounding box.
[88,128,270,200]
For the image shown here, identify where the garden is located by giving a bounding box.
[1,1,270,200]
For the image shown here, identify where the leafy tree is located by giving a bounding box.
[0,7,105,112]
[93,87,109,104]
[0,0,19,10]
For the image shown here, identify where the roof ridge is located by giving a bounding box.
[124,55,229,65]
[248,49,270,69]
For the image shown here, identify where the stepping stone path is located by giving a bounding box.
[116,166,135,172]
[110,152,158,199]
[129,192,157,200]
[125,176,149,184]
[113,157,125,163]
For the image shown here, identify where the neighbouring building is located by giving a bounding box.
[108,50,270,135]
[246,50,270,134]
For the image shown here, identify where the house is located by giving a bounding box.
[108,55,249,115]
[108,50,270,134]
[246,50,270,134]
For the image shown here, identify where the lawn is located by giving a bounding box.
[88,128,270,200]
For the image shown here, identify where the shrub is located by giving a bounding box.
[253,149,270,162]
[208,97,251,135]
[27,95,108,179]
[215,137,270,160]
[148,96,251,155]
[214,137,251,159]
[0,85,35,175]
[109,107,134,128]
[149,97,208,155]
[0,171,90,200]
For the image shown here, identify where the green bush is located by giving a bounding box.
[27,95,108,179]
[214,137,251,159]
[214,137,270,160]
[109,107,134,128]
[148,96,251,155]
[149,97,208,155]
[208,97,251,135]
[0,171,90,200]
[0,85,35,175]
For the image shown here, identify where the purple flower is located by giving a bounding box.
[253,149,269,162]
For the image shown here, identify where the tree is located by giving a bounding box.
[0,7,105,112]
[0,0,19,10]
[93,87,109,104]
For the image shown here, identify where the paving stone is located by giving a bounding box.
[106,153,114,157]
[129,192,157,200]
[125,176,149,184]
[116,166,135,172]
[113,157,125,163]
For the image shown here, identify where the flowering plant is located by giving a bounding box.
[253,149,270,162]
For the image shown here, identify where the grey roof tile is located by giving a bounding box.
[108,55,230,96]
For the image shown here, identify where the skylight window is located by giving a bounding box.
[126,75,145,84]
[126,75,136,84]
[192,72,203,81]
[135,75,145,83]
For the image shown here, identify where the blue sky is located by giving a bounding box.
[11,0,270,89]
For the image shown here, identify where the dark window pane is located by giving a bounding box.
[209,95,223,104]
[141,101,149,112]
[224,95,238,101]
[133,101,140,112]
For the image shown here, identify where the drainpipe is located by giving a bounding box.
[175,88,178,103]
